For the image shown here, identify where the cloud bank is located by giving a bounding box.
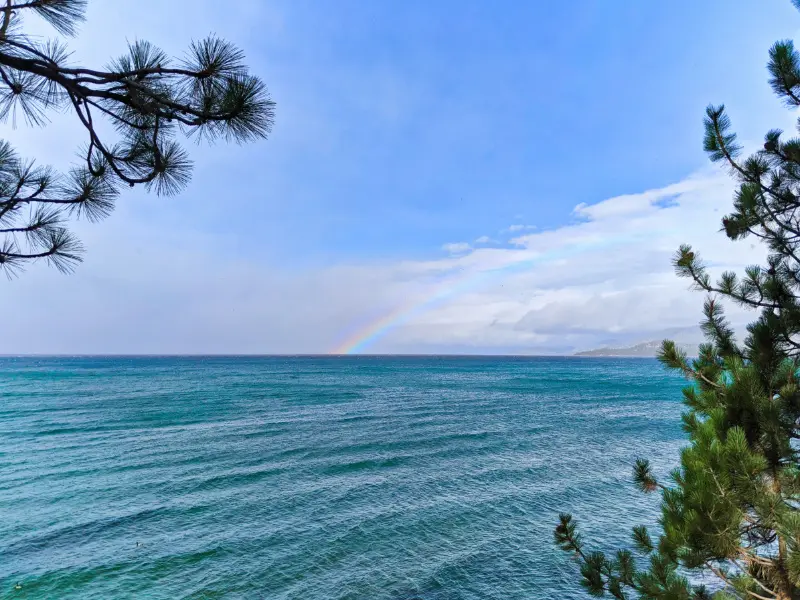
[0,0,775,355]
[0,167,766,355]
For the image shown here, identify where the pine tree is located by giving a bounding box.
[555,3,800,599]
[0,0,274,275]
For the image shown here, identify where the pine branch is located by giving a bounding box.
[705,561,776,600]
[769,40,800,107]
[0,4,273,274]
[705,106,800,244]
[8,1,87,36]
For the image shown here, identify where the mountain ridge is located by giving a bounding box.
[574,340,698,357]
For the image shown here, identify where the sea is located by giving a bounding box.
[0,356,690,599]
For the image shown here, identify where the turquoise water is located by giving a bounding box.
[0,356,688,599]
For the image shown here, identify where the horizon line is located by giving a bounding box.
[0,353,661,358]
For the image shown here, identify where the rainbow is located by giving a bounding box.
[331,262,510,355]
[331,234,640,355]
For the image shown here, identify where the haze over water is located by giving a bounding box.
[1,356,687,599]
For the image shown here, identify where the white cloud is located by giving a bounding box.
[0,167,768,355]
[571,177,705,221]
[442,242,471,254]
[506,224,536,232]
[0,1,776,356]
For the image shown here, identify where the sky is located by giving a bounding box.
[1,0,798,355]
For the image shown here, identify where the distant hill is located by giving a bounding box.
[574,340,698,357]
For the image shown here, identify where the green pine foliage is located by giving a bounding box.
[555,3,800,599]
[0,0,274,275]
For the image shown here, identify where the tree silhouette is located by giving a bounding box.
[556,2,800,599]
[0,0,274,275]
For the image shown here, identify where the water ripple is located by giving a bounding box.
[0,356,687,599]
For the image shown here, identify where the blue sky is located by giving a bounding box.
[230,0,798,263]
[0,0,796,354]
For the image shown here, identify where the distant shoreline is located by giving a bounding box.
[0,353,661,359]
[574,340,698,358]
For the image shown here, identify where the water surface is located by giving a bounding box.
[0,356,688,599]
